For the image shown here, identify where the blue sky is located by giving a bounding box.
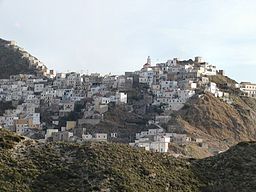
[0,0,256,82]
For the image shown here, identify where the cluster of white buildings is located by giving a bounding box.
[0,72,128,139]
[1,54,255,145]
[135,56,227,110]
[0,74,42,135]
[44,127,113,143]
[129,126,205,153]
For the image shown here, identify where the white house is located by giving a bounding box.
[16,127,30,135]
[150,136,170,152]
[63,102,75,112]
[240,82,256,97]
[116,92,127,104]
[34,84,44,93]
[32,113,40,125]
[94,133,108,141]
[45,129,59,140]
[206,82,217,94]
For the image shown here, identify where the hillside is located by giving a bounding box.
[195,141,256,192]
[1,128,256,192]
[168,75,256,151]
[0,38,48,79]
[0,129,202,192]
[92,104,148,143]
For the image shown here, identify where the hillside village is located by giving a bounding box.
[0,50,256,155]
